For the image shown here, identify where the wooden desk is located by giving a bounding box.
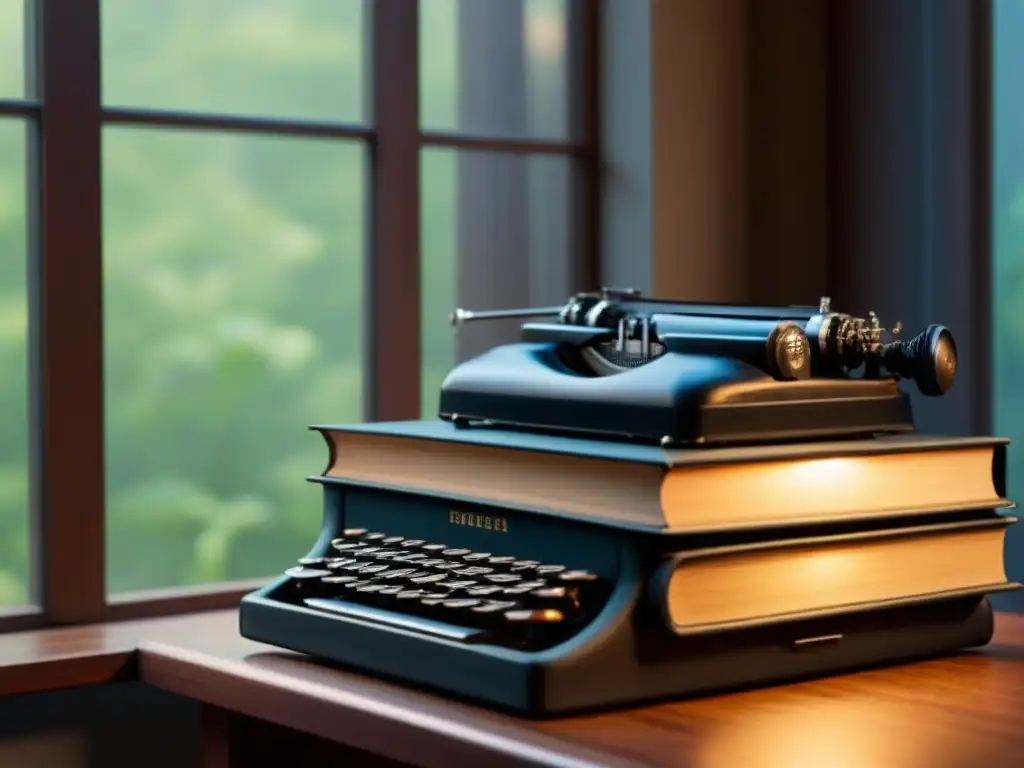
[2,609,1023,767]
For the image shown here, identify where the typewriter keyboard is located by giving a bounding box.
[281,528,610,651]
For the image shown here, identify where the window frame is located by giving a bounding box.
[0,0,600,630]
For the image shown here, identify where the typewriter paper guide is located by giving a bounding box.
[315,421,1010,533]
[654,517,1016,634]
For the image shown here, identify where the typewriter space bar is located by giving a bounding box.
[303,598,484,642]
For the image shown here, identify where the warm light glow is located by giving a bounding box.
[793,547,860,583]
[541,609,563,622]
[525,6,564,59]
[667,526,1008,630]
[696,699,907,768]
[778,457,860,488]
[660,445,1002,530]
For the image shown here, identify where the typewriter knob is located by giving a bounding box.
[766,322,812,380]
[881,324,957,396]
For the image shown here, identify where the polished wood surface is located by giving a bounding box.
[139,610,1024,768]
[0,611,220,696]
[4,608,1024,767]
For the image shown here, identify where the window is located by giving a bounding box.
[0,0,29,611]
[994,0,1024,597]
[100,1,370,595]
[0,120,29,609]
[994,0,1024,505]
[0,0,596,627]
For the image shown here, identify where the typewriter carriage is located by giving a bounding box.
[440,289,956,446]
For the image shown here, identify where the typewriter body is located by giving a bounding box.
[239,289,990,717]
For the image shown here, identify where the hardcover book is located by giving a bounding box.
[316,420,1011,533]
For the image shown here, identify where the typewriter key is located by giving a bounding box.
[400,539,426,548]
[284,567,332,596]
[285,566,331,580]
[396,589,427,601]
[417,595,448,617]
[341,528,368,538]
[511,560,540,572]
[471,600,519,624]
[297,556,329,567]
[362,533,388,541]
[321,575,359,586]
[455,566,493,577]
[536,565,566,576]
[442,548,472,558]
[516,580,547,591]
[440,598,481,611]
[374,585,405,605]
[358,563,390,575]
[418,558,447,570]
[488,555,517,567]
[474,600,518,613]
[500,585,534,597]
[356,584,388,604]
[485,573,522,584]
[382,536,405,545]
[467,586,505,597]
[332,542,363,552]
[462,552,491,562]
[393,552,428,562]
[439,581,477,597]
[379,568,418,581]
[422,543,447,552]
[411,573,447,585]
[326,558,358,570]
[559,569,598,583]
[505,608,564,623]
[353,547,383,559]
[440,580,477,590]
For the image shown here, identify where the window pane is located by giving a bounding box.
[420,149,574,416]
[101,0,366,123]
[420,0,572,140]
[0,120,29,606]
[0,0,25,98]
[103,127,365,593]
[995,1,1024,495]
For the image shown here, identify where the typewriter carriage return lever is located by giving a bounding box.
[448,289,957,396]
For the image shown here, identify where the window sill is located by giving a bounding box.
[0,578,269,635]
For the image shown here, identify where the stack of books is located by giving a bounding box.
[318,419,1017,641]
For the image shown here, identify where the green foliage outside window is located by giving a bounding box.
[0,0,568,601]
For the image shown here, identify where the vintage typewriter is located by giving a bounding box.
[240,289,1000,717]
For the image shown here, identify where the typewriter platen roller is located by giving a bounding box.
[441,289,958,445]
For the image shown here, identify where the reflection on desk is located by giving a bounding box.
[139,611,1024,768]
